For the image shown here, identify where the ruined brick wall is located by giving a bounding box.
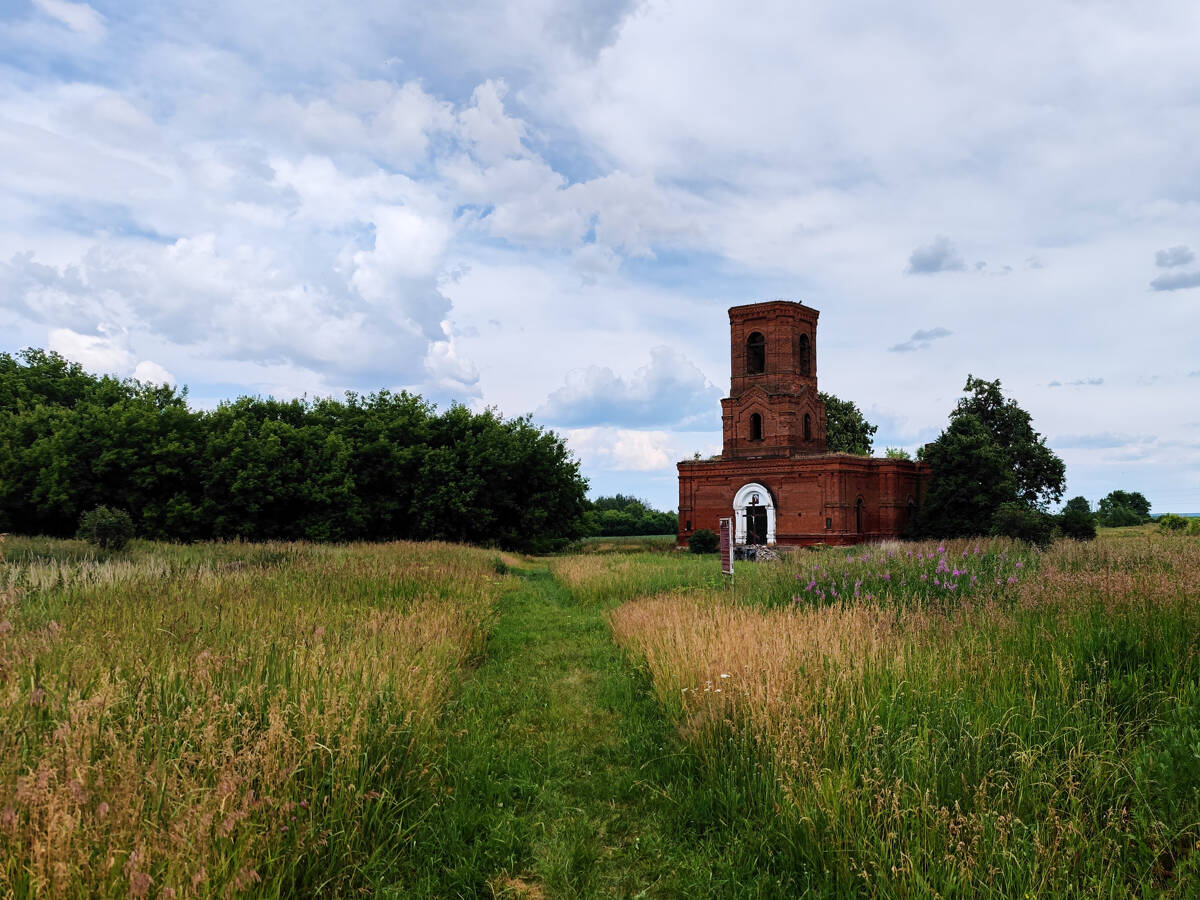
[677,455,928,547]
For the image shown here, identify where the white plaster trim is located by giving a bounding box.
[732,482,776,545]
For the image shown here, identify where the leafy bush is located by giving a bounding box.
[1058,496,1097,541]
[1103,505,1146,527]
[990,502,1056,549]
[77,506,135,551]
[688,528,719,554]
[1188,518,1200,536]
[1158,513,1188,533]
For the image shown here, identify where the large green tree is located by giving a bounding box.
[952,376,1065,508]
[916,376,1065,538]
[1097,490,1152,526]
[915,414,1017,537]
[1059,495,1098,541]
[820,392,878,455]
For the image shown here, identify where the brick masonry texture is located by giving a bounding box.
[678,300,928,547]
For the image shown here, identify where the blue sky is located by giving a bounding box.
[2,0,1199,513]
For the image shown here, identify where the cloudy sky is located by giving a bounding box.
[3,0,1199,513]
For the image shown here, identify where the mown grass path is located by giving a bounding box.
[396,563,794,899]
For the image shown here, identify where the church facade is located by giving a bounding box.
[677,300,928,547]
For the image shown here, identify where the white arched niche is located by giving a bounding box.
[732,482,776,545]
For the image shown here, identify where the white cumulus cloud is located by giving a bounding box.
[537,346,720,428]
[32,0,105,39]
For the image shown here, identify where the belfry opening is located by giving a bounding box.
[677,300,929,547]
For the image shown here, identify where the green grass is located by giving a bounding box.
[607,534,1200,897]
[0,538,502,897]
[572,534,679,554]
[394,562,805,897]
[5,532,1200,896]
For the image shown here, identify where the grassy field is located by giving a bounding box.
[0,536,504,897]
[2,530,1199,896]
[571,534,678,555]
[609,533,1200,896]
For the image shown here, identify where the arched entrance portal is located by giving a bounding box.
[733,482,776,545]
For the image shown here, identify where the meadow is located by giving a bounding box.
[0,536,504,897]
[603,533,1200,896]
[2,530,1198,897]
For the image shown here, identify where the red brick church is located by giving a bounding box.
[677,300,928,547]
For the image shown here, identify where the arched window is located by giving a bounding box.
[746,332,765,375]
[804,413,812,442]
[749,413,763,441]
[798,333,811,376]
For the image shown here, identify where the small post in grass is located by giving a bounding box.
[719,516,733,583]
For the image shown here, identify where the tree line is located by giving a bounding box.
[583,495,677,536]
[0,349,588,551]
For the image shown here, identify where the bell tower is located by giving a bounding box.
[720,300,827,458]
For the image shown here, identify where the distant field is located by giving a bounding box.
[573,533,678,554]
[3,530,1199,896]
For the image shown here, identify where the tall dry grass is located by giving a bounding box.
[609,535,1200,895]
[0,538,504,898]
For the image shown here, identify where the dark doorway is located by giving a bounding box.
[746,506,768,544]
[855,499,864,534]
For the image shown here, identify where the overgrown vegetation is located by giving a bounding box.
[75,505,134,551]
[0,538,503,897]
[573,534,679,554]
[819,391,877,455]
[0,349,586,551]
[687,527,719,554]
[1159,512,1189,533]
[6,531,1199,896]
[609,534,1200,895]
